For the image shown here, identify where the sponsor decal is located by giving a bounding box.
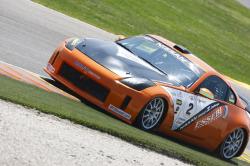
[195,106,223,129]
[162,86,224,131]
[176,102,223,131]
[47,63,55,73]
[74,61,100,79]
[108,104,131,120]
[174,106,180,114]
[195,105,228,129]
[176,99,182,106]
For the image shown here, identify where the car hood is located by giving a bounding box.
[75,38,178,86]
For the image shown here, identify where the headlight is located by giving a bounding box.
[65,38,81,51]
[120,77,155,91]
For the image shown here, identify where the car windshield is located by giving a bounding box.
[117,36,204,87]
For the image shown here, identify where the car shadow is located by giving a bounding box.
[43,77,239,165]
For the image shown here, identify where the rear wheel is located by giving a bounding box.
[219,128,245,160]
[137,97,166,131]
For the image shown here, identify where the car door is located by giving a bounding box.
[163,75,235,147]
[184,75,231,143]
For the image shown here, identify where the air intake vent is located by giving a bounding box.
[173,45,191,54]
[120,96,131,110]
[59,63,109,102]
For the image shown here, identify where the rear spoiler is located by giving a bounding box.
[240,96,250,114]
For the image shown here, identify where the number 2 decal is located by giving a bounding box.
[186,103,194,115]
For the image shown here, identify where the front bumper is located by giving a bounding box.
[44,44,152,124]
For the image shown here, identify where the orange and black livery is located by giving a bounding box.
[45,35,250,159]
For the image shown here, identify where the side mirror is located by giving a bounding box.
[116,35,126,41]
[198,88,215,99]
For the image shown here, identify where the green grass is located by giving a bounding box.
[33,0,250,84]
[0,76,249,165]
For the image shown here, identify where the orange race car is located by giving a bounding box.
[44,34,250,159]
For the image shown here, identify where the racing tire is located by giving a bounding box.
[136,97,167,131]
[219,128,246,160]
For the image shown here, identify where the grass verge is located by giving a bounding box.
[32,0,250,84]
[0,75,248,165]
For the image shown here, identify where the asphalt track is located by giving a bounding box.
[0,0,116,77]
[238,0,250,9]
[0,0,250,152]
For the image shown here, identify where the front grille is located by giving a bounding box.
[59,63,109,102]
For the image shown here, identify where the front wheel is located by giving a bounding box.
[219,128,245,160]
[136,97,166,131]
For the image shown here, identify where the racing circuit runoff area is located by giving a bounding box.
[1,0,250,165]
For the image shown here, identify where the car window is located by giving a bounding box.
[117,36,204,87]
[197,76,228,101]
[134,40,158,55]
[227,89,236,104]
